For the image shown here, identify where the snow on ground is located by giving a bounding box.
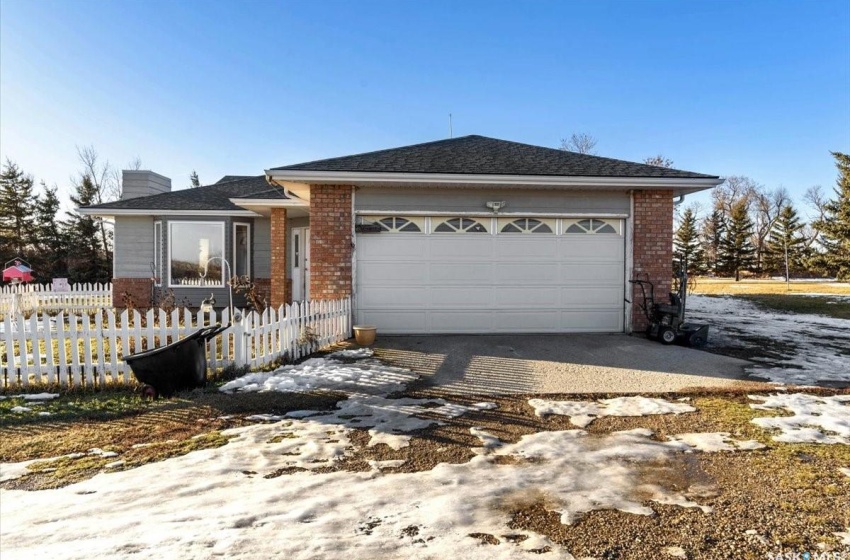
[0,356,790,560]
[528,396,696,427]
[749,393,850,444]
[219,356,417,395]
[839,467,850,477]
[688,294,850,387]
[1,422,740,560]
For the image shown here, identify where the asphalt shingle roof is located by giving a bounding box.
[82,176,288,212]
[272,135,718,179]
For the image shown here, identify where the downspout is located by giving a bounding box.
[674,194,686,206]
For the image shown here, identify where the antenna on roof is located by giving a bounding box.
[449,113,453,138]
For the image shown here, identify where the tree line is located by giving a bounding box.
[0,148,123,283]
[674,152,850,281]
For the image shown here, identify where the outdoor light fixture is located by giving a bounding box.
[486,201,506,213]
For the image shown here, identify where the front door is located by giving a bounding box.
[291,227,310,301]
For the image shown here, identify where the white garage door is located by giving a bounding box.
[355,216,625,334]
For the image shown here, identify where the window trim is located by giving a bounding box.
[360,215,425,233]
[232,222,251,278]
[497,217,555,234]
[431,217,490,234]
[562,218,622,235]
[153,221,162,286]
[167,221,226,288]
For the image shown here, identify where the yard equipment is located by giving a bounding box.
[629,265,709,347]
[124,324,227,398]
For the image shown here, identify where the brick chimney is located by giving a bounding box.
[121,170,171,200]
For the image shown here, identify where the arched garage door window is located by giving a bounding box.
[433,217,489,233]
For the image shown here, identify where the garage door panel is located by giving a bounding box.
[494,263,561,284]
[357,236,429,258]
[560,263,623,283]
[495,238,558,259]
[429,237,494,260]
[560,310,623,332]
[559,237,624,260]
[430,287,493,306]
[429,311,495,333]
[358,311,428,333]
[358,286,428,308]
[430,262,494,283]
[358,262,428,283]
[491,311,560,331]
[493,286,561,307]
[560,286,623,307]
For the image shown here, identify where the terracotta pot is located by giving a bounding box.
[353,325,377,346]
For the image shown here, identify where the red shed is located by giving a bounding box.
[2,259,34,283]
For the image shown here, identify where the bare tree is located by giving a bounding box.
[644,155,674,168]
[802,185,828,248]
[560,133,598,155]
[75,145,119,257]
[750,186,790,273]
[127,156,143,171]
[712,176,759,215]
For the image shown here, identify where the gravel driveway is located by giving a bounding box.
[373,334,762,395]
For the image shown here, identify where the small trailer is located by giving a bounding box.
[630,266,709,348]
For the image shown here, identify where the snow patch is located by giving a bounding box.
[219,357,418,396]
[689,294,850,386]
[749,393,850,444]
[9,406,31,413]
[470,427,504,453]
[470,402,498,410]
[22,393,60,401]
[839,467,850,478]
[328,348,374,359]
[529,396,696,427]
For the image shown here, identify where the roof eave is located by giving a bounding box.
[76,208,262,218]
[264,170,722,191]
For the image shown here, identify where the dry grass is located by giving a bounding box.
[690,278,850,295]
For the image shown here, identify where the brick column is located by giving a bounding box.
[270,207,288,307]
[309,184,353,300]
[632,190,674,332]
[113,278,153,309]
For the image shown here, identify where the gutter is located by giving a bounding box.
[264,170,723,190]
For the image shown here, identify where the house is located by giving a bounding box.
[79,135,721,333]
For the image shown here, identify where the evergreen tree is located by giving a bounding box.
[190,170,200,188]
[720,198,756,281]
[701,209,726,275]
[32,183,68,281]
[674,207,704,274]
[0,159,38,258]
[765,204,806,280]
[66,175,111,283]
[812,152,850,280]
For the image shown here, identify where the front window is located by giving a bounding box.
[233,223,250,277]
[169,222,225,286]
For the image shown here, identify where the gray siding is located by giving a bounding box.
[114,216,155,278]
[354,186,630,214]
[253,217,271,278]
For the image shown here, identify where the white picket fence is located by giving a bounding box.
[0,298,352,389]
[0,283,113,316]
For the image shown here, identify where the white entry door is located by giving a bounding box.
[291,227,310,301]
[355,216,625,334]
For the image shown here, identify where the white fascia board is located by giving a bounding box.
[356,210,629,218]
[227,198,309,207]
[265,169,723,190]
[76,208,261,217]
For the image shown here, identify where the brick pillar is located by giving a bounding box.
[113,278,153,308]
[270,207,288,307]
[632,190,674,332]
[309,184,353,300]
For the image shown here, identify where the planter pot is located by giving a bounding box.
[353,325,377,346]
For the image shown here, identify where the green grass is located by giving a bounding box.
[0,389,170,426]
[737,294,850,320]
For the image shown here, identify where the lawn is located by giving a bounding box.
[690,277,850,296]
[2,350,849,560]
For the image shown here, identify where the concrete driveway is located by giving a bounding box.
[372,334,764,395]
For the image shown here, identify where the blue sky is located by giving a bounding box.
[1,0,848,215]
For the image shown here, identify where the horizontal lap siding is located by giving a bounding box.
[354,186,630,214]
[114,216,155,278]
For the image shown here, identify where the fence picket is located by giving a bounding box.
[0,296,351,389]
